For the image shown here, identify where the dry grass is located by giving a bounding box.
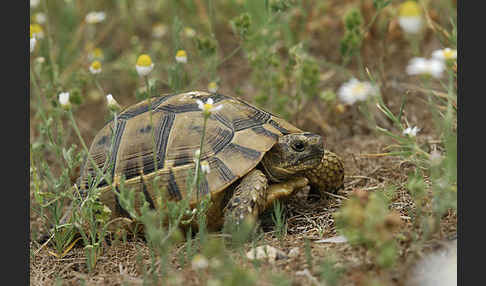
[29,0,456,285]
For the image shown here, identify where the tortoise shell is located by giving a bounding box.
[79,91,302,219]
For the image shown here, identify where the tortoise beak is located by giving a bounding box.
[297,133,324,168]
[307,133,325,161]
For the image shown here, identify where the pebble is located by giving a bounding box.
[296,269,319,285]
[314,235,348,244]
[288,247,300,258]
[246,245,287,263]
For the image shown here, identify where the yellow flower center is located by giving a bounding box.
[200,161,210,173]
[352,83,365,95]
[136,54,153,67]
[203,103,213,111]
[91,60,101,70]
[208,82,217,89]
[399,1,422,17]
[31,24,44,36]
[176,50,187,58]
[443,49,455,60]
[184,27,195,37]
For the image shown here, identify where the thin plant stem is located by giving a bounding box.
[67,110,108,185]
[144,76,151,99]
[93,75,105,95]
[193,115,209,201]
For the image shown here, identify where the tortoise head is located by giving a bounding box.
[261,133,324,182]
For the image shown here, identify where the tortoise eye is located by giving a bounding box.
[292,141,305,152]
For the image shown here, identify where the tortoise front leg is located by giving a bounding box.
[223,169,269,226]
[263,177,309,209]
[223,170,310,228]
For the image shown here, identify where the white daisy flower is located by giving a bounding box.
[152,23,168,38]
[403,126,420,137]
[136,54,154,77]
[58,92,71,109]
[85,11,106,24]
[30,37,36,53]
[191,254,209,270]
[34,12,46,24]
[406,57,445,78]
[30,0,40,8]
[196,98,223,115]
[200,161,211,174]
[89,60,102,74]
[208,81,218,93]
[106,94,120,111]
[398,17,423,34]
[432,48,457,62]
[184,27,196,38]
[337,78,377,105]
[398,1,423,34]
[175,50,188,64]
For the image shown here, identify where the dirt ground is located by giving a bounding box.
[29,1,457,285]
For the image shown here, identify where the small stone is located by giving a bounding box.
[315,235,348,244]
[288,247,300,258]
[246,245,287,263]
[296,269,320,285]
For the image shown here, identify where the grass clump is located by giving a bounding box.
[335,190,402,268]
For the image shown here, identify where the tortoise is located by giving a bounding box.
[79,91,344,231]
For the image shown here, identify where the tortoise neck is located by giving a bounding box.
[258,159,290,183]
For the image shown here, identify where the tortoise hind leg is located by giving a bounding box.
[223,169,269,227]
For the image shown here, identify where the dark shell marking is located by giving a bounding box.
[79,91,302,216]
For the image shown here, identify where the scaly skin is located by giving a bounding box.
[304,150,344,195]
[223,169,268,226]
[222,169,309,227]
[263,177,309,209]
